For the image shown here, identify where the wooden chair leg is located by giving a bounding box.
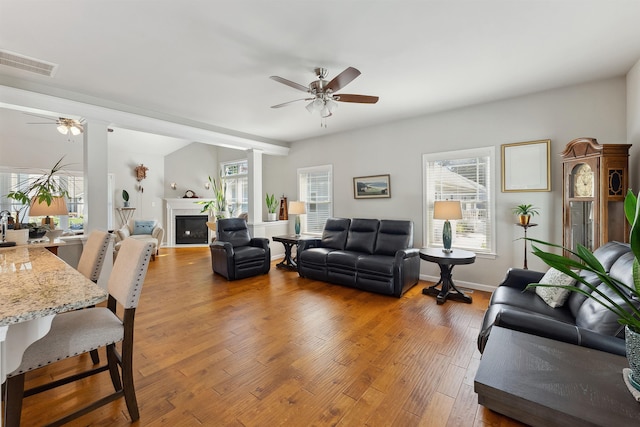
[106,344,122,392]
[90,349,100,364]
[5,373,26,427]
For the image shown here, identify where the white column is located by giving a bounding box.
[83,120,110,233]
[247,149,266,238]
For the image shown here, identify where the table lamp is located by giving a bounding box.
[29,196,68,238]
[433,200,462,253]
[288,201,306,236]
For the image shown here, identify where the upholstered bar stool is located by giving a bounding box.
[4,238,154,426]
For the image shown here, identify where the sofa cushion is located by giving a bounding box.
[117,227,130,241]
[299,247,334,265]
[535,268,576,308]
[326,250,360,270]
[567,241,631,316]
[489,286,575,323]
[217,218,251,247]
[132,220,156,235]
[374,220,413,256]
[357,255,394,277]
[321,218,351,250]
[345,219,379,254]
[234,246,266,264]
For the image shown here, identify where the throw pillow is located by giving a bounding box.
[132,220,155,235]
[116,227,130,241]
[535,267,576,308]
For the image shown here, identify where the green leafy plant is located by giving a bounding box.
[265,193,278,214]
[197,173,227,218]
[512,204,540,217]
[526,189,640,333]
[5,157,70,227]
[122,190,130,202]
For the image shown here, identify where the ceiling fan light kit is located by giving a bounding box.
[56,118,84,136]
[270,66,378,127]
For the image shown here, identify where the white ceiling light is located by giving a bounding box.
[56,118,84,136]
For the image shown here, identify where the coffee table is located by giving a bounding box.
[474,326,640,426]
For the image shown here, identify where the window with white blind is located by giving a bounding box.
[221,160,248,215]
[423,147,496,254]
[298,165,332,234]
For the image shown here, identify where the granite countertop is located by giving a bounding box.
[0,246,107,326]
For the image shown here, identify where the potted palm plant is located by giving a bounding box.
[512,204,540,225]
[5,157,69,232]
[527,189,640,391]
[265,193,278,221]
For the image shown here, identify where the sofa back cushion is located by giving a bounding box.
[567,241,631,317]
[575,252,639,337]
[374,220,413,256]
[321,218,351,250]
[345,219,380,254]
[217,218,251,247]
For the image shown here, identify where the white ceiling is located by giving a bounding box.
[2,0,640,148]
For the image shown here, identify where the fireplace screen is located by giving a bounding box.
[175,215,208,244]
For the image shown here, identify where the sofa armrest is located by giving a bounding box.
[392,248,420,297]
[210,240,234,256]
[152,225,164,242]
[491,307,626,356]
[394,247,419,262]
[498,268,546,291]
[298,238,321,252]
[249,237,270,250]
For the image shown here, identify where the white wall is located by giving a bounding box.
[627,58,640,189]
[277,77,628,289]
[164,142,219,199]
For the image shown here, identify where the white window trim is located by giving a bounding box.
[422,147,497,257]
[297,164,333,236]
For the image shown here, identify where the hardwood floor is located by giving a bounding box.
[14,247,525,426]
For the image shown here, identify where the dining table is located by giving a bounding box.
[0,245,107,425]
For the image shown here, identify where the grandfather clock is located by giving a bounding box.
[561,138,631,256]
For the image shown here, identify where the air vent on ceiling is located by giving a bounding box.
[0,50,58,77]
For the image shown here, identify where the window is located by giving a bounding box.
[0,168,84,230]
[221,160,248,215]
[423,147,496,254]
[298,165,332,234]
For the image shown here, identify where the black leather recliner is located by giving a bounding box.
[209,218,270,280]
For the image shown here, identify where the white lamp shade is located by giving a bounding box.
[29,196,69,217]
[288,201,306,215]
[433,200,462,220]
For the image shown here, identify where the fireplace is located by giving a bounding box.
[175,215,208,245]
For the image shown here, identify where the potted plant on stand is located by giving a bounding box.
[527,189,640,393]
[122,190,130,207]
[265,193,278,221]
[512,204,540,225]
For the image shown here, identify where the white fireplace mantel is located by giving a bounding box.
[164,198,213,247]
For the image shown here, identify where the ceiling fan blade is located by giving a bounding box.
[271,98,313,109]
[26,122,56,125]
[270,76,309,93]
[326,67,361,92]
[335,94,379,104]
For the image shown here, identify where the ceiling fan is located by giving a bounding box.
[26,114,84,138]
[270,67,379,125]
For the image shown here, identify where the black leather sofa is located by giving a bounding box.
[478,241,637,356]
[297,218,420,297]
[209,218,270,280]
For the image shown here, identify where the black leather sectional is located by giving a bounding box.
[297,218,420,297]
[478,241,637,356]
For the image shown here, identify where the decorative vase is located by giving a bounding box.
[519,214,531,225]
[267,213,277,222]
[124,201,130,208]
[626,325,640,391]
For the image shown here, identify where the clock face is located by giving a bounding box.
[184,190,196,198]
[573,163,593,197]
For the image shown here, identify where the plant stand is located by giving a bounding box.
[516,223,537,269]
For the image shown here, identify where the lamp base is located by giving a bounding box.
[441,248,454,254]
[295,216,301,236]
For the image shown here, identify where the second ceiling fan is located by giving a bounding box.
[270,67,378,124]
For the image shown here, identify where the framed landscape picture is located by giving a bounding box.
[353,174,391,199]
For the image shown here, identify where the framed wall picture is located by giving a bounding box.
[501,139,551,192]
[353,174,391,199]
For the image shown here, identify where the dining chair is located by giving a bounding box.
[76,229,113,364]
[4,238,154,427]
[76,229,112,283]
